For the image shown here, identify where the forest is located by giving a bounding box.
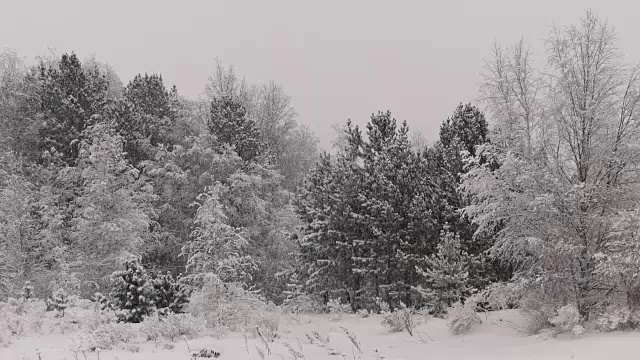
[2,10,640,360]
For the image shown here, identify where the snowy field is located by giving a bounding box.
[3,310,640,360]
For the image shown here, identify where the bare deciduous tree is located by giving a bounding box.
[465,11,640,317]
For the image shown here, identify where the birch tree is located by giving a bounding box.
[464,11,640,317]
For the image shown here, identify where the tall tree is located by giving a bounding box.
[70,122,155,294]
[0,152,39,298]
[463,11,640,317]
[427,104,495,262]
[0,50,41,160]
[117,73,180,167]
[207,61,319,189]
[182,183,256,286]
[208,95,264,163]
[37,53,109,165]
[297,112,439,309]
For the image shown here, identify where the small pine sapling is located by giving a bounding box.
[51,289,69,317]
[414,225,470,317]
[108,260,156,323]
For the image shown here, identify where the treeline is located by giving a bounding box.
[5,11,638,324]
[0,53,319,304]
[0,47,505,312]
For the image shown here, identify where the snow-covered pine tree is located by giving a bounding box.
[427,103,507,290]
[347,113,438,309]
[151,271,188,315]
[208,95,264,163]
[296,153,359,306]
[36,52,109,165]
[51,288,69,317]
[414,225,470,316]
[108,260,156,323]
[297,113,439,310]
[117,73,180,167]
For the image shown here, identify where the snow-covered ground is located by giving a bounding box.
[3,310,640,360]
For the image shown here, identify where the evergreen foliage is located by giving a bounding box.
[296,112,439,310]
[151,271,189,315]
[414,225,470,316]
[427,103,508,290]
[108,260,157,323]
[50,288,69,317]
[208,95,263,163]
[36,53,109,165]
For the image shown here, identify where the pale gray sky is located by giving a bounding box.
[2,0,639,150]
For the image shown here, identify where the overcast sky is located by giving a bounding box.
[2,0,639,150]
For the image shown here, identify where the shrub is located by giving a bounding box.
[79,309,118,332]
[479,282,520,310]
[23,300,47,334]
[0,322,10,347]
[448,301,482,335]
[80,322,141,351]
[379,300,415,335]
[549,304,581,332]
[141,313,207,342]
[283,293,324,315]
[516,287,558,334]
[596,305,640,331]
[252,308,281,342]
[0,299,47,337]
[327,298,351,321]
[187,279,268,331]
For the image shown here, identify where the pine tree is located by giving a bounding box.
[37,53,109,165]
[296,153,359,306]
[151,271,188,315]
[296,112,439,310]
[108,260,156,323]
[427,103,507,290]
[208,95,263,162]
[118,73,180,166]
[51,288,69,317]
[414,225,470,316]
